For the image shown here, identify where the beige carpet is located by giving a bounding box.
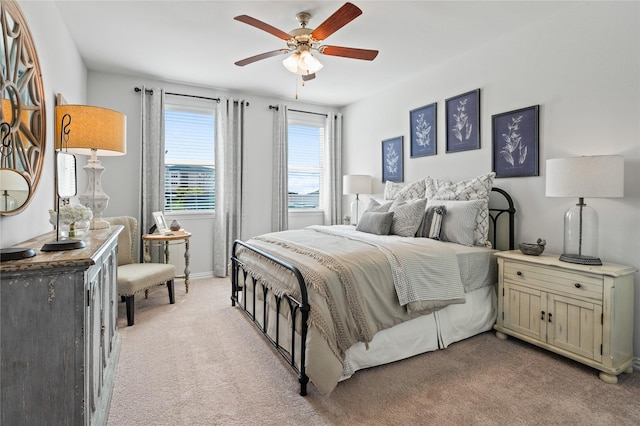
[108,277,640,426]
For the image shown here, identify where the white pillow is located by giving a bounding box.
[365,198,393,212]
[389,198,428,237]
[423,172,495,246]
[384,181,405,200]
[394,179,426,201]
[426,199,484,247]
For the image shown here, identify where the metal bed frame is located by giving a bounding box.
[230,187,515,396]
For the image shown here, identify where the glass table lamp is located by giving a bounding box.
[343,174,372,226]
[545,155,624,265]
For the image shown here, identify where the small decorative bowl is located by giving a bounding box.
[519,238,546,256]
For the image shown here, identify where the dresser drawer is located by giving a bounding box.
[503,260,603,300]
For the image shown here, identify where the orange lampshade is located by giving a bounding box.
[56,105,126,156]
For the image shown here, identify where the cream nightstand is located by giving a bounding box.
[494,250,636,384]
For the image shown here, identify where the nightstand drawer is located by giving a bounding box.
[503,260,603,300]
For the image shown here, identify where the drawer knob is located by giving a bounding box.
[517,271,523,276]
[574,283,581,288]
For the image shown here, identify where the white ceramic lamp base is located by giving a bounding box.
[78,158,110,230]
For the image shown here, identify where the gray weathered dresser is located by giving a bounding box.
[0,226,122,425]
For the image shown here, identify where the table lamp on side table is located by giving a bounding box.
[545,155,624,265]
[343,174,372,226]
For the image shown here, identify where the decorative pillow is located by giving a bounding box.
[417,205,447,239]
[389,198,428,237]
[423,172,495,246]
[355,211,394,235]
[394,179,426,201]
[384,181,405,200]
[426,200,483,246]
[365,198,393,212]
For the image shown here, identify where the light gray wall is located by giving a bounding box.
[341,2,640,359]
[0,1,87,246]
[86,71,339,276]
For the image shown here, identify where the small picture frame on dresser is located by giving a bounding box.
[152,211,169,234]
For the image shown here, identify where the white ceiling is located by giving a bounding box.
[53,1,571,107]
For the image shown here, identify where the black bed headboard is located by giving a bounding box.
[489,187,516,250]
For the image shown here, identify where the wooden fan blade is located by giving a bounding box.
[319,45,378,61]
[234,15,292,40]
[235,49,290,67]
[311,2,362,41]
[302,73,316,82]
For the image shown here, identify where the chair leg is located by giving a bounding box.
[167,279,175,304]
[125,295,135,326]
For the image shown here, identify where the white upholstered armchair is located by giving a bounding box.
[105,216,175,326]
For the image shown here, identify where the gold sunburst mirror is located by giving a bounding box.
[0,0,46,215]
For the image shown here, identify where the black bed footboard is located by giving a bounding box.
[231,240,310,396]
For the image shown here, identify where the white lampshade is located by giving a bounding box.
[343,175,372,195]
[546,155,624,198]
[545,155,624,266]
[343,174,371,226]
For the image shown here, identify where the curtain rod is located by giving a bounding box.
[134,87,250,106]
[269,105,327,117]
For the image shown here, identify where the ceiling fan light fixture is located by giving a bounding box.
[283,51,323,75]
[301,51,323,73]
[283,52,301,73]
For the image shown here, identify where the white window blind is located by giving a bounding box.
[164,104,215,211]
[288,112,324,209]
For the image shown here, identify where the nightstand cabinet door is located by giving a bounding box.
[503,282,546,342]
[547,294,602,362]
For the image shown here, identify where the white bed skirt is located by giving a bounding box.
[245,283,497,384]
[341,284,497,379]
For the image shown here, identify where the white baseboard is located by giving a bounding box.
[633,356,640,371]
[174,271,214,280]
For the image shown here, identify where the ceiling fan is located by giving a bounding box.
[234,2,378,81]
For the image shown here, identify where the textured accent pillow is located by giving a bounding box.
[423,172,495,246]
[394,179,426,201]
[355,211,394,235]
[365,198,393,212]
[384,181,405,200]
[389,198,428,237]
[426,199,483,246]
[418,205,447,239]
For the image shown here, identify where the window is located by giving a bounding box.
[164,104,215,212]
[288,112,325,210]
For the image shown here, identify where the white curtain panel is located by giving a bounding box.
[271,104,288,232]
[323,112,343,225]
[213,97,245,277]
[139,86,165,262]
